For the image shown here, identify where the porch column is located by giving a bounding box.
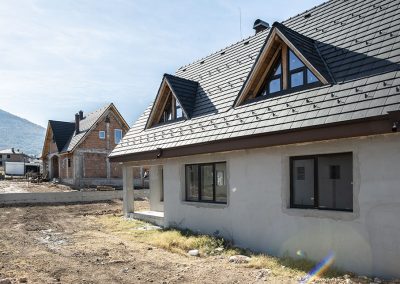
[122,165,134,217]
[149,165,164,212]
[48,157,53,179]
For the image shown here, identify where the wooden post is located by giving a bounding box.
[282,44,288,90]
[122,165,134,217]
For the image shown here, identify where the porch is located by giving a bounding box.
[122,164,164,227]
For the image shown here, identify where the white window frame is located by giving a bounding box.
[99,131,105,140]
[114,129,122,144]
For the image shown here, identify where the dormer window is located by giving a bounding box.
[158,92,183,124]
[234,22,332,107]
[255,48,321,99]
[145,74,198,129]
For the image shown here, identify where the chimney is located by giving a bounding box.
[11,148,15,153]
[253,19,269,34]
[79,110,83,120]
[75,113,80,133]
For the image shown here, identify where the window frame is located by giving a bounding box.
[289,152,353,212]
[184,162,227,204]
[156,92,185,125]
[99,130,105,140]
[252,47,322,101]
[114,129,122,144]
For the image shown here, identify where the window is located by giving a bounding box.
[99,131,105,140]
[114,129,122,144]
[6,155,10,159]
[185,162,227,204]
[68,159,71,168]
[256,48,321,99]
[290,153,353,211]
[288,50,318,89]
[158,92,184,124]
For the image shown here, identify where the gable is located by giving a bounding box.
[63,103,129,153]
[145,74,198,128]
[234,22,332,106]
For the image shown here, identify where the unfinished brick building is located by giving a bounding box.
[41,103,129,187]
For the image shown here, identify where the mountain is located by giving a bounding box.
[0,109,46,157]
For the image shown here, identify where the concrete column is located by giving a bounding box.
[122,165,134,217]
[149,165,164,212]
[48,157,53,179]
[106,157,111,180]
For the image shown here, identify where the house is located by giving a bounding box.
[0,148,29,168]
[109,0,400,278]
[42,103,129,187]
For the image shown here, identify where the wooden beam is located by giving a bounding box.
[253,46,282,98]
[282,44,288,90]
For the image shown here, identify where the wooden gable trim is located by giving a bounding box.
[145,77,188,129]
[40,122,53,159]
[234,28,329,107]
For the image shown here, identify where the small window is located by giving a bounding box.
[290,153,353,211]
[114,129,122,144]
[99,131,105,140]
[259,56,282,97]
[185,162,227,204]
[158,92,184,125]
[289,50,305,70]
[6,155,10,159]
[68,159,71,168]
[176,100,183,119]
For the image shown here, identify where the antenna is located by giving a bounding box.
[238,7,243,39]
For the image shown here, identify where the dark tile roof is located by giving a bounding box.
[49,120,75,152]
[110,0,400,159]
[272,22,334,83]
[164,74,199,118]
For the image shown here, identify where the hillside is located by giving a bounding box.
[0,109,46,156]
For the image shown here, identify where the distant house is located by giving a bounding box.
[0,148,29,168]
[41,103,129,187]
[109,0,400,278]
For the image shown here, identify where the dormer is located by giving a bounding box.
[234,22,334,107]
[146,74,199,129]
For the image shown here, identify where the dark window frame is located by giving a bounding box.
[252,48,322,101]
[289,152,353,212]
[185,162,227,204]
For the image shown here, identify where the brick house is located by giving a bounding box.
[41,103,129,187]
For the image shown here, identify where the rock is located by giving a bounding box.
[19,277,28,283]
[345,279,352,284]
[122,268,129,273]
[215,247,224,252]
[344,274,351,279]
[188,249,199,257]
[0,279,12,284]
[373,278,382,284]
[228,255,251,263]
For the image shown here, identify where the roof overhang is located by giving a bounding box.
[109,111,400,163]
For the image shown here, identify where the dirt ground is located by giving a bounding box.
[0,200,269,284]
[0,201,396,284]
[0,180,75,193]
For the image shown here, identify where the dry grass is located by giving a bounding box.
[99,215,345,279]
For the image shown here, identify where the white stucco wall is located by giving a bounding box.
[159,133,400,278]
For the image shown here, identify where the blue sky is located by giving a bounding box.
[0,0,325,127]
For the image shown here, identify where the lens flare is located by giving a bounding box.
[296,250,306,257]
[299,251,335,284]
